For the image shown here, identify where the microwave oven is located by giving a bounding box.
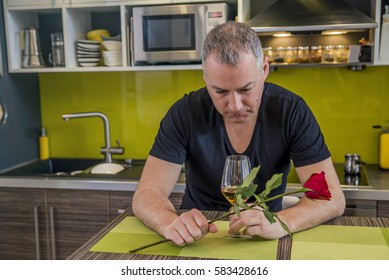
[131,3,232,65]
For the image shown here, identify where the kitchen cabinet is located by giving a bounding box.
[108,190,184,221]
[378,201,389,217]
[2,0,236,73]
[0,187,110,260]
[3,0,385,73]
[6,0,61,6]
[109,190,133,221]
[0,188,47,260]
[45,189,110,260]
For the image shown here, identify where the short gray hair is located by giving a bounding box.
[202,21,264,72]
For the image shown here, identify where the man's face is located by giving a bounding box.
[203,52,269,125]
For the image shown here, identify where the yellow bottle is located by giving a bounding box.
[380,132,389,170]
[39,128,50,160]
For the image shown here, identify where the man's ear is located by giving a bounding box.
[262,56,270,79]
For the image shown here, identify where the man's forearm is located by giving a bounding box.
[132,187,179,236]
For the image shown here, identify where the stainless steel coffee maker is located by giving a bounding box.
[21,27,46,68]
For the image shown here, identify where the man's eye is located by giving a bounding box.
[240,88,251,93]
[216,90,228,94]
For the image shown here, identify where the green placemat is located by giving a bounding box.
[90,216,278,260]
[291,225,389,260]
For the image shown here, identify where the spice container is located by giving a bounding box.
[285,46,297,63]
[263,47,274,63]
[274,47,285,63]
[297,46,309,63]
[322,45,335,62]
[335,45,349,63]
[309,46,322,63]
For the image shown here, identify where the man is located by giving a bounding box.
[132,21,345,246]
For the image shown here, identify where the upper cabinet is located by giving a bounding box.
[2,0,387,73]
[3,0,236,73]
[6,0,62,7]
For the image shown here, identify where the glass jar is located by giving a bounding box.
[335,45,349,63]
[263,47,274,63]
[274,47,285,63]
[285,46,297,63]
[297,46,310,63]
[322,45,335,63]
[309,45,322,63]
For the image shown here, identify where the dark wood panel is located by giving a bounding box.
[108,191,184,221]
[109,191,134,221]
[0,188,48,260]
[378,201,389,217]
[45,189,110,260]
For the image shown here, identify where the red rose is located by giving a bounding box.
[304,171,332,200]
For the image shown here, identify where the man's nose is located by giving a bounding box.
[228,92,243,112]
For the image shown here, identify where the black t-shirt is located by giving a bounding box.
[150,82,330,212]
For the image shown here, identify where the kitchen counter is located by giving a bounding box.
[0,162,388,201]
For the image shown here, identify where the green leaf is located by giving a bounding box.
[236,194,252,210]
[236,184,257,200]
[233,204,241,218]
[239,165,260,189]
[278,218,292,236]
[262,173,283,197]
[263,209,277,224]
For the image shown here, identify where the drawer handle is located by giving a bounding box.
[33,207,40,260]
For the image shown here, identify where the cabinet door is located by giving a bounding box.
[45,189,109,260]
[378,201,389,217]
[109,191,134,221]
[108,191,184,221]
[0,188,48,260]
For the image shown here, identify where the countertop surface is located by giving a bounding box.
[0,161,388,200]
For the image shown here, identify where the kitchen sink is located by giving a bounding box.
[0,158,146,180]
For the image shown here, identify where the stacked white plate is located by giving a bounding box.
[76,39,101,67]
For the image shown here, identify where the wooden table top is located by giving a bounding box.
[67,209,389,260]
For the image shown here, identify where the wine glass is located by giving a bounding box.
[220,154,252,239]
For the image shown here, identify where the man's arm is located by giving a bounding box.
[132,155,217,246]
[228,157,346,239]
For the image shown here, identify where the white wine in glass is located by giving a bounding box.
[220,154,252,238]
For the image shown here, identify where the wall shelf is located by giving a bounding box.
[2,0,387,73]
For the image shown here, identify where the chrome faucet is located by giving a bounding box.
[61,111,124,163]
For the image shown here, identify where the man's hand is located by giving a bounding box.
[163,209,218,246]
[228,207,287,240]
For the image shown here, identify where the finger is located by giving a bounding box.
[182,210,209,240]
[191,210,212,234]
[167,217,196,245]
[165,227,188,247]
[208,223,218,233]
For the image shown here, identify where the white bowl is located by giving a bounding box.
[102,51,122,66]
[102,40,122,51]
[91,162,124,174]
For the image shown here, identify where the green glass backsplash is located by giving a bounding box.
[39,66,389,163]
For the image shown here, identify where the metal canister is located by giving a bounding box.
[344,154,361,175]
